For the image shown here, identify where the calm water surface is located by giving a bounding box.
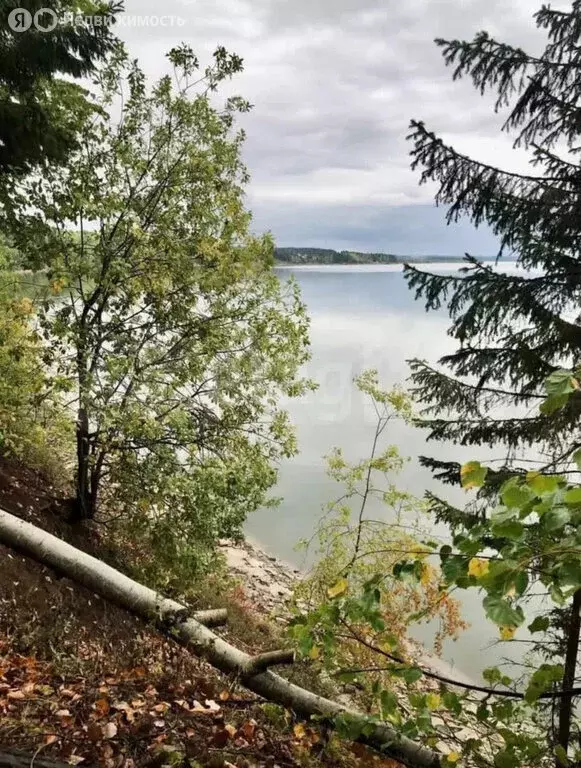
[245,264,537,681]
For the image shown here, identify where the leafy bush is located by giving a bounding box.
[0,286,72,481]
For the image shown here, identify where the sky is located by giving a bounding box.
[116,0,553,256]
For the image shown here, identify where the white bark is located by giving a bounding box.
[192,608,228,627]
[0,508,440,768]
[243,648,296,675]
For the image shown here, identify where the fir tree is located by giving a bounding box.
[405,2,581,500]
[0,1,121,174]
[406,8,581,761]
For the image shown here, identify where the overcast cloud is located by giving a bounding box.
[117,0,553,255]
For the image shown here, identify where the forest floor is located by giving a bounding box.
[0,456,400,768]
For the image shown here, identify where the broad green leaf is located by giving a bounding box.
[542,506,570,531]
[494,750,520,768]
[402,667,423,684]
[442,691,462,715]
[514,570,529,596]
[558,559,581,587]
[528,474,559,496]
[490,519,524,540]
[483,596,525,628]
[525,664,564,703]
[564,487,581,505]
[501,481,532,508]
[441,555,469,584]
[540,393,569,414]
[491,506,519,524]
[545,369,577,395]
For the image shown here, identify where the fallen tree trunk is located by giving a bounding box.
[0,508,440,768]
[190,608,228,627]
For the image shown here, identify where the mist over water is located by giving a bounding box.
[245,263,538,681]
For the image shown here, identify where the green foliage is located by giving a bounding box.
[0,1,121,174]
[289,367,581,766]
[293,371,465,656]
[290,373,471,764]
[0,285,72,478]
[0,45,312,584]
[403,3,581,496]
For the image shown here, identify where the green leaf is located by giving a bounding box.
[442,691,462,716]
[542,506,571,531]
[501,481,532,508]
[554,745,569,765]
[441,555,468,584]
[514,570,529,597]
[564,487,581,505]
[573,449,581,471]
[460,461,488,489]
[476,702,489,721]
[546,369,576,396]
[528,616,550,633]
[490,519,524,540]
[494,750,520,768]
[558,559,581,587]
[483,596,525,628]
[491,506,518,524]
[483,667,502,684]
[525,664,564,703]
[540,393,569,414]
[528,474,559,496]
[402,667,423,684]
[380,689,398,716]
[551,585,566,606]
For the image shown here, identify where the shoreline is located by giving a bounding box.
[220,536,477,688]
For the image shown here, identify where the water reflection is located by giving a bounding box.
[245,264,530,680]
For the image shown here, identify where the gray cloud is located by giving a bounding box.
[118,0,554,253]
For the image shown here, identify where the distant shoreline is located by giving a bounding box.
[274,259,465,266]
[274,247,495,266]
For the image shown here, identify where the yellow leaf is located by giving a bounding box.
[426,693,441,710]
[499,625,516,640]
[468,558,489,579]
[308,645,320,660]
[420,563,431,585]
[327,577,348,599]
[447,752,461,764]
[460,461,487,489]
[293,723,306,739]
[49,278,66,295]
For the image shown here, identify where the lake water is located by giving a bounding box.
[245,263,531,681]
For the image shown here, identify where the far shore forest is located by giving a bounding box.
[273,247,468,265]
[2,4,581,768]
